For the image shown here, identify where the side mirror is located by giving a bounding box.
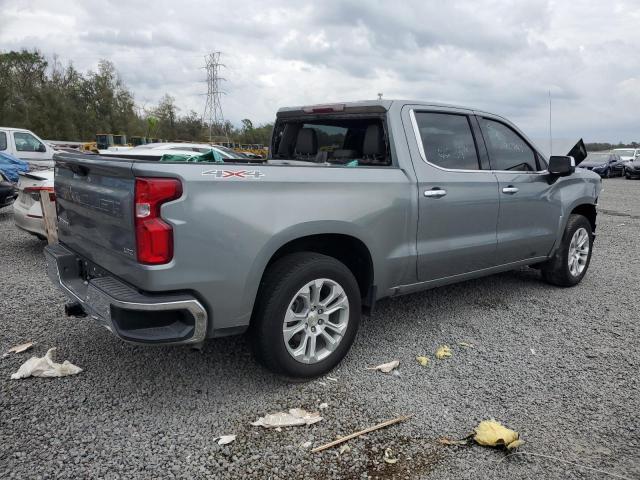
[549,156,575,176]
[38,144,47,153]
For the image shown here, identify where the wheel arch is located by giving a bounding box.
[243,224,377,325]
[265,233,375,305]
[570,203,597,232]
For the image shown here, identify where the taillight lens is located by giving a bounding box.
[134,177,182,265]
[24,186,55,202]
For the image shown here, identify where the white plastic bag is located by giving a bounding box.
[11,348,82,379]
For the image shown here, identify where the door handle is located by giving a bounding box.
[502,186,519,194]
[424,188,447,198]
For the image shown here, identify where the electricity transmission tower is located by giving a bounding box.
[202,52,226,142]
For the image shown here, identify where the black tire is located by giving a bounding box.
[249,252,361,378]
[541,214,593,287]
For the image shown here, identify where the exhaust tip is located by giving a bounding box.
[64,301,87,318]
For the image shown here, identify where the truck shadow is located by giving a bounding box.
[78,266,550,402]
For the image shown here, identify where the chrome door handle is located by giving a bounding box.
[424,188,447,198]
[502,186,519,194]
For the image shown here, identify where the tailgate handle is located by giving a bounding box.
[69,164,89,176]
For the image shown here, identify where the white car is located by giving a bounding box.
[13,169,54,239]
[0,127,55,168]
[98,142,251,161]
[613,148,640,161]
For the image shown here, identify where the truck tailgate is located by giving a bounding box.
[54,153,137,269]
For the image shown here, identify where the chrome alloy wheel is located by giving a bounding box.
[568,227,590,277]
[282,278,350,364]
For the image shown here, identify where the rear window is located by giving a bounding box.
[272,117,391,166]
[0,132,6,151]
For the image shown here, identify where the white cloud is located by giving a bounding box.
[1,0,639,141]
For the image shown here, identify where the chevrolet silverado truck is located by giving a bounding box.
[45,100,601,378]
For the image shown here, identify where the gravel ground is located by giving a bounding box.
[1,178,638,480]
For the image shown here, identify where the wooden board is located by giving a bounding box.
[40,192,58,244]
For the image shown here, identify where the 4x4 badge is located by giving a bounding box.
[202,169,265,179]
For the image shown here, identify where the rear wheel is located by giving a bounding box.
[541,214,593,287]
[250,252,361,378]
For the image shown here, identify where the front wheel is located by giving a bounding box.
[541,214,593,287]
[250,252,361,378]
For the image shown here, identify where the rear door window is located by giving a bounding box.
[413,112,481,170]
[479,118,538,171]
[0,132,6,151]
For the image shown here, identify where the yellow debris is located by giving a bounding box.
[416,355,430,366]
[435,345,452,360]
[506,439,525,450]
[474,420,520,449]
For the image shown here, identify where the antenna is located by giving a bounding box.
[548,89,552,156]
[202,52,227,142]
[377,92,383,100]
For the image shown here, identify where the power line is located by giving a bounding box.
[202,52,227,142]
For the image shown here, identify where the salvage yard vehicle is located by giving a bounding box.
[13,169,54,239]
[0,171,18,208]
[624,156,640,179]
[45,100,601,378]
[0,127,54,168]
[97,142,252,161]
[612,148,640,162]
[577,152,624,177]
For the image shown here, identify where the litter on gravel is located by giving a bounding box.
[10,348,82,379]
[319,402,329,410]
[473,420,522,449]
[215,435,236,446]
[383,448,399,464]
[3,341,34,358]
[416,355,430,366]
[458,342,474,348]
[311,415,410,453]
[438,437,469,446]
[435,345,452,359]
[366,360,399,373]
[339,444,351,455]
[251,408,322,428]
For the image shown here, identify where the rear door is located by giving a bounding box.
[403,106,500,282]
[476,115,560,264]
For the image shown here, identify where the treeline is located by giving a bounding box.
[585,142,640,152]
[0,49,273,145]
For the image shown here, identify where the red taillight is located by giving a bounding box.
[134,177,182,265]
[24,186,55,202]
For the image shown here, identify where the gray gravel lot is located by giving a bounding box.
[1,178,639,479]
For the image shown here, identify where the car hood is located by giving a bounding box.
[580,160,608,167]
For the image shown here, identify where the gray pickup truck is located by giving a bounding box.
[45,100,601,377]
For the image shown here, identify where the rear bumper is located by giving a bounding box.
[13,201,46,236]
[44,243,208,345]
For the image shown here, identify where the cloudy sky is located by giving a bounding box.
[1,0,639,143]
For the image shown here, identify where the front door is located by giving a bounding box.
[403,107,500,282]
[476,116,561,264]
[12,131,51,162]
